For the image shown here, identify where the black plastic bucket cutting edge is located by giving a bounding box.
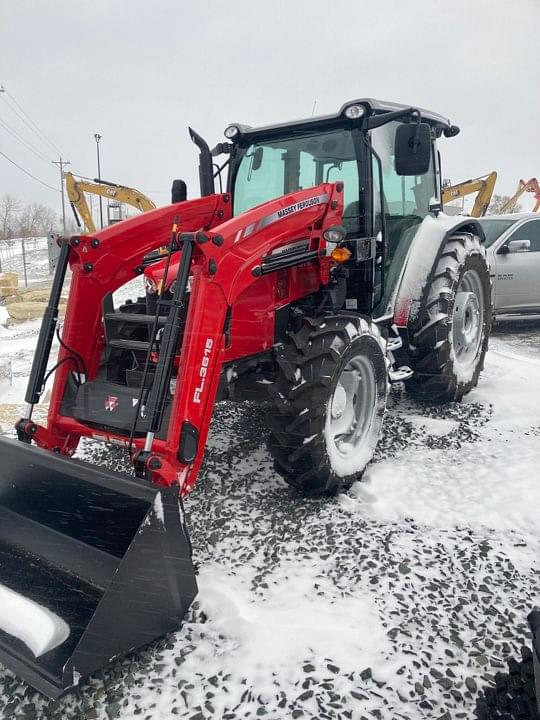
[0,436,197,699]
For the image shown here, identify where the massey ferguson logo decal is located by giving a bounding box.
[104,395,119,412]
[234,193,329,243]
[277,195,322,219]
[193,338,213,404]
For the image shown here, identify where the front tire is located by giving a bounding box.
[405,232,491,402]
[267,314,388,495]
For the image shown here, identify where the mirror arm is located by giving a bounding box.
[211,142,234,157]
[366,107,421,130]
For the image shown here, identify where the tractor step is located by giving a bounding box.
[0,437,197,699]
[386,336,403,353]
[108,338,153,352]
[389,365,413,383]
[104,312,167,325]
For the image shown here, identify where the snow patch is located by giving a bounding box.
[153,492,165,525]
[0,583,70,657]
[348,341,540,537]
[404,413,458,437]
[195,560,396,689]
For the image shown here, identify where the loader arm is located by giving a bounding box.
[21,183,344,494]
[442,172,497,217]
[65,171,156,233]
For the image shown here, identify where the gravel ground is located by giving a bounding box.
[0,321,539,720]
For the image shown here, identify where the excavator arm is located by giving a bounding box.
[442,171,497,217]
[64,171,156,233]
[499,178,540,214]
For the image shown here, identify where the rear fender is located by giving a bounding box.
[391,213,485,327]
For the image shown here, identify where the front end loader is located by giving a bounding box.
[0,99,492,697]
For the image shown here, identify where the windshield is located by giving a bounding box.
[233,128,360,235]
[478,218,516,247]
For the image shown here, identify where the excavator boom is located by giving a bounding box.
[65,171,156,233]
[442,171,497,217]
[498,177,540,214]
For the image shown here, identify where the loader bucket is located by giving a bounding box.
[0,436,197,700]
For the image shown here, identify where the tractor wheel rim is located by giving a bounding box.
[452,269,484,370]
[326,354,377,459]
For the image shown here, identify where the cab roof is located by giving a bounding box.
[230,98,455,141]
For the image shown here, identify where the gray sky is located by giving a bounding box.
[1,0,539,221]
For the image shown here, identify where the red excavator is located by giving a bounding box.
[0,99,491,698]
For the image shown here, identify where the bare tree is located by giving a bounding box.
[16,203,57,238]
[487,194,523,214]
[0,194,22,240]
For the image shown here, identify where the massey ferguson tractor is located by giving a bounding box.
[0,98,491,698]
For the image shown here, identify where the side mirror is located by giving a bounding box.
[171,179,187,204]
[507,239,531,254]
[394,122,432,176]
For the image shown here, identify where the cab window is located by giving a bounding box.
[233,129,360,235]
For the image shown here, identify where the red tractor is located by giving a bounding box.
[0,99,491,697]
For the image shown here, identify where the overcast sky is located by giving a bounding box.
[1,0,539,222]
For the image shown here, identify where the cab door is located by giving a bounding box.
[493,219,540,312]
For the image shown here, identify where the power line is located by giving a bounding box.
[0,114,52,164]
[0,85,64,157]
[0,149,60,193]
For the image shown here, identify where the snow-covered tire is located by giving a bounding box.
[267,314,388,495]
[405,232,491,402]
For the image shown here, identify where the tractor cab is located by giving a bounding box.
[193,99,459,316]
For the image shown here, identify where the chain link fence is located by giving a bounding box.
[0,235,60,287]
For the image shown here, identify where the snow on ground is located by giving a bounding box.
[0,319,538,719]
[0,237,51,287]
[348,341,540,539]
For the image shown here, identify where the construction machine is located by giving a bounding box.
[498,177,540,214]
[442,171,497,217]
[0,98,492,698]
[65,171,158,233]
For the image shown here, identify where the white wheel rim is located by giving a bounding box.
[452,269,484,371]
[325,355,377,461]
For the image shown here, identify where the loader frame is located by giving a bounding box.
[19,184,343,492]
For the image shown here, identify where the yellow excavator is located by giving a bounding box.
[64,171,157,233]
[442,171,497,217]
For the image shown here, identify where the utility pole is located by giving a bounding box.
[52,157,70,235]
[94,133,103,229]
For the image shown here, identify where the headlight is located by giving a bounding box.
[344,104,365,120]
[323,225,347,244]
[224,125,240,139]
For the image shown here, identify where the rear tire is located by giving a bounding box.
[405,232,491,402]
[267,314,388,495]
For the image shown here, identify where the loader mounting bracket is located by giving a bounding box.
[15,419,34,444]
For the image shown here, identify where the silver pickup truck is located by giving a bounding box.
[478,213,540,317]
